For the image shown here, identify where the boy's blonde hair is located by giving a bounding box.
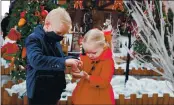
[44,7,72,32]
[82,29,106,48]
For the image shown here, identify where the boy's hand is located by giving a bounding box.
[65,59,81,72]
[65,59,79,66]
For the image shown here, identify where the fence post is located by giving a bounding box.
[142,94,148,105]
[23,96,28,105]
[17,98,23,105]
[152,94,158,105]
[5,68,9,75]
[1,66,5,74]
[130,94,136,105]
[7,81,13,88]
[169,97,174,105]
[11,93,18,105]
[119,94,124,105]
[163,94,170,105]
[67,96,72,105]
[58,100,67,105]
[131,67,136,75]
[116,99,119,105]
[3,90,10,105]
[1,87,4,105]
[158,97,164,105]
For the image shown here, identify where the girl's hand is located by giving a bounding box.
[72,71,90,80]
[83,71,90,80]
[78,60,83,69]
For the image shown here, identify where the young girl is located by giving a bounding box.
[72,29,115,105]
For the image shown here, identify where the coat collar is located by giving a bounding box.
[97,47,112,61]
[80,47,113,62]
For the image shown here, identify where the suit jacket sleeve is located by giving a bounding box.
[25,35,66,71]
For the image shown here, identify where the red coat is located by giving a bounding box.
[72,47,115,105]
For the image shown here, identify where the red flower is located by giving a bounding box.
[7,28,21,41]
[1,43,19,60]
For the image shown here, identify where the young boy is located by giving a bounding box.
[25,7,81,105]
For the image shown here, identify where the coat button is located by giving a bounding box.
[96,85,99,88]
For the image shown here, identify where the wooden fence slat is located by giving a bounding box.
[1,66,166,76]
[7,81,13,88]
[3,84,8,88]
[131,69,136,75]
[58,100,67,105]
[11,93,18,105]
[5,68,9,75]
[137,98,142,105]
[9,95,12,105]
[152,94,158,105]
[129,69,132,75]
[1,66,5,75]
[1,87,4,105]
[158,97,164,105]
[142,94,148,105]
[3,90,10,105]
[17,98,23,105]
[119,94,125,105]
[23,96,28,105]
[116,99,119,105]
[169,97,174,105]
[148,97,153,105]
[125,99,131,105]
[67,96,72,105]
[130,94,136,105]
[163,94,170,105]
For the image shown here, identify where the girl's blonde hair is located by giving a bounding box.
[44,7,72,32]
[82,29,107,48]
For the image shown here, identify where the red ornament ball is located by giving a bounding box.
[20,11,26,18]
[41,10,48,18]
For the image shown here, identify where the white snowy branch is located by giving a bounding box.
[123,1,174,92]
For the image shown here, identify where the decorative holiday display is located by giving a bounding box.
[1,0,58,81]
[1,43,19,61]
[20,11,26,18]
[83,10,93,34]
[103,30,112,48]
[112,0,124,11]
[18,18,26,27]
[1,28,21,61]
[2,1,174,104]
[74,0,83,9]
[40,6,48,18]
[124,1,174,91]
[21,47,27,59]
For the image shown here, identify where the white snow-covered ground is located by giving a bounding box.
[4,75,174,100]
[5,81,27,98]
[60,75,174,100]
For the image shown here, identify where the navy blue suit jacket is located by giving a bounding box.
[25,25,67,98]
